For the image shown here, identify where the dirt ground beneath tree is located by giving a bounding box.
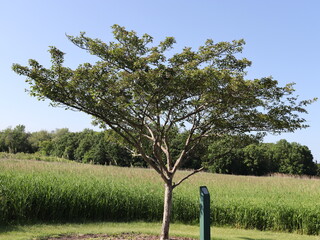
[40,232,197,240]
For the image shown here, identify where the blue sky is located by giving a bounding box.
[1,0,319,161]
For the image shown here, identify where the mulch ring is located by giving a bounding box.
[40,232,197,240]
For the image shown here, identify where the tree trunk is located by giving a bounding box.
[160,181,173,240]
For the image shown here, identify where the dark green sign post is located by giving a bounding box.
[200,186,210,240]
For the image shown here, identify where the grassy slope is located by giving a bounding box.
[0,222,319,240]
[1,159,320,235]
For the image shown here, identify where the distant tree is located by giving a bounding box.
[206,134,260,174]
[45,129,79,160]
[82,142,105,164]
[0,125,31,153]
[13,25,315,239]
[74,129,97,161]
[104,141,133,166]
[273,140,317,175]
[38,140,54,156]
[61,133,80,160]
[0,131,5,152]
[242,143,276,176]
[52,128,70,140]
[38,128,71,156]
[28,130,52,152]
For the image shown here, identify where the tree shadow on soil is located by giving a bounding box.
[0,225,23,233]
[238,238,274,240]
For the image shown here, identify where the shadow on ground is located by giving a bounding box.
[238,237,274,240]
[0,225,24,234]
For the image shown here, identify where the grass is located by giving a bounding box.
[1,158,320,235]
[0,222,320,240]
[0,152,72,163]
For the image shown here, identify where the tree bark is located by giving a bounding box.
[160,181,173,240]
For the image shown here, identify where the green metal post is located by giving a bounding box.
[200,186,210,240]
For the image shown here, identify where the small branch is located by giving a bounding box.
[171,104,206,126]
[135,143,170,183]
[162,137,172,171]
[171,114,198,174]
[173,167,204,189]
[153,139,171,178]
[142,134,153,141]
[144,121,155,140]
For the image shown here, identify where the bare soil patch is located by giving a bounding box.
[40,233,197,240]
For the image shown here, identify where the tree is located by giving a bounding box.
[206,134,260,174]
[28,130,52,152]
[12,25,315,239]
[242,143,275,176]
[0,125,31,153]
[272,139,317,175]
[41,128,79,160]
[74,129,98,162]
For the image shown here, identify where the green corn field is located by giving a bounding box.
[0,158,320,235]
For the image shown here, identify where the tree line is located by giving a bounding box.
[0,125,318,176]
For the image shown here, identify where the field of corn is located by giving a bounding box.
[0,158,320,235]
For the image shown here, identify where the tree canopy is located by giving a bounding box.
[12,25,315,240]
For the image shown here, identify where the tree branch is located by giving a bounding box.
[162,136,173,171]
[173,167,204,189]
[171,114,198,174]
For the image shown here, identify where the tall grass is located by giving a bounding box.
[0,152,71,163]
[1,159,320,235]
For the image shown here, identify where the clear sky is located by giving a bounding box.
[0,0,319,161]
